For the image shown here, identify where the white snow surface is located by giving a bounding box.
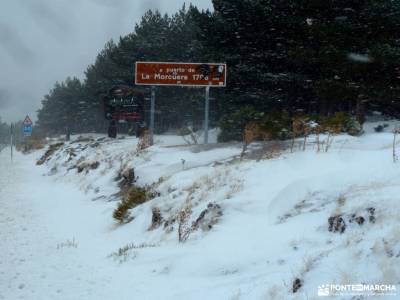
[1,123,400,300]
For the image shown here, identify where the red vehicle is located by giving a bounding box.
[102,85,146,138]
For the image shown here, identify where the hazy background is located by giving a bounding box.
[0,0,212,123]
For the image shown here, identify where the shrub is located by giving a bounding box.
[17,136,45,153]
[240,122,270,159]
[345,117,363,136]
[259,110,292,140]
[219,110,363,143]
[321,112,362,136]
[56,238,78,249]
[113,186,158,223]
[291,115,316,151]
[36,142,64,165]
[108,242,157,263]
[137,130,152,151]
[218,108,292,142]
[322,112,350,133]
[177,126,199,145]
[178,206,192,242]
[116,168,136,190]
[217,106,263,142]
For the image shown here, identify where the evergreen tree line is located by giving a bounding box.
[36,1,400,139]
[0,118,26,149]
[0,119,11,147]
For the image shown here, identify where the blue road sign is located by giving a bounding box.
[23,124,32,136]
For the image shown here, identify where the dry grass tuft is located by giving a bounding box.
[36,142,64,165]
[56,237,78,249]
[18,136,45,153]
[113,186,159,223]
[137,130,152,152]
[178,205,193,242]
[241,122,270,159]
[108,242,158,263]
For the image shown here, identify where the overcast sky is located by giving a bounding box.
[0,0,212,123]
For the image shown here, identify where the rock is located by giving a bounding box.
[328,215,346,233]
[192,203,223,231]
[77,161,99,173]
[149,207,162,230]
[355,216,365,225]
[122,168,135,183]
[292,278,302,293]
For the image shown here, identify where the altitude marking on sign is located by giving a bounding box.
[135,62,227,144]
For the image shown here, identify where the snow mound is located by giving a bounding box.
[8,126,400,299]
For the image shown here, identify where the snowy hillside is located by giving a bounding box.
[2,122,400,300]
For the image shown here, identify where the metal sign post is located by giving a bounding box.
[10,123,13,161]
[204,86,210,144]
[150,86,156,144]
[135,62,226,144]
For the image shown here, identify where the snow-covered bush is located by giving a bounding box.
[113,186,159,223]
[321,112,363,136]
[36,142,64,165]
[218,108,292,142]
[345,117,363,136]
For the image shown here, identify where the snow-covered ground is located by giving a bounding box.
[1,123,400,300]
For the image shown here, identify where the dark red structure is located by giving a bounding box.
[102,85,146,138]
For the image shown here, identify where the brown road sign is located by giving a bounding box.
[135,62,227,87]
